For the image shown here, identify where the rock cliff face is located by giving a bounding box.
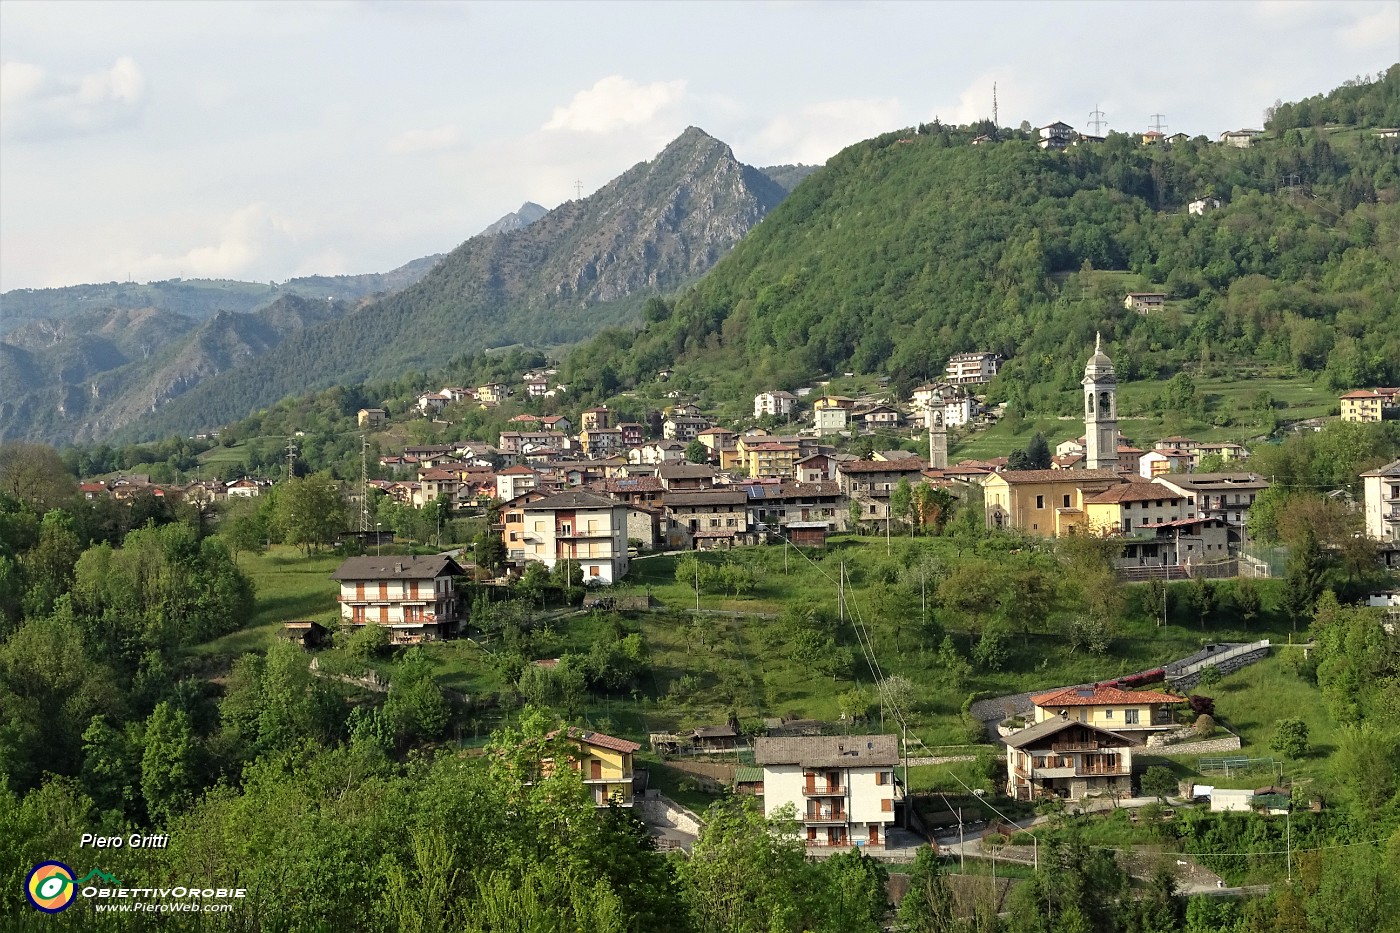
[111,127,788,443]
[479,202,548,237]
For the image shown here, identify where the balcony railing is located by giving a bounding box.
[804,810,848,824]
[802,783,846,797]
[1050,741,1101,753]
[1077,763,1129,776]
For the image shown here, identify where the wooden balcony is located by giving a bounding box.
[1051,741,1103,753]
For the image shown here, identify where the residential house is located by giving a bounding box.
[1154,473,1270,551]
[1219,128,1263,148]
[525,377,549,398]
[579,427,625,457]
[814,405,851,434]
[417,467,463,506]
[1195,442,1249,463]
[580,406,612,431]
[518,490,630,583]
[696,426,738,454]
[1188,197,1221,215]
[812,395,856,411]
[982,469,1124,536]
[225,478,263,498]
[743,481,847,534]
[754,390,799,419]
[1037,122,1075,150]
[540,415,573,434]
[476,382,509,404]
[944,352,1002,385]
[1005,716,1138,801]
[1117,445,1147,473]
[1140,130,1164,146]
[664,489,751,549]
[628,441,687,465]
[496,465,540,501]
[668,402,703,418]
[1083,481,1191,536]
[755,735,902,849]
[441,387,474,404]
[618,422,645,447]
[743,441,801,479]
[357,408,387,428]
[1123,292,1168,314]
[1361,459,1400,544]
[835,459,928,530]
[663,414,713,441]
[79,481,110,500]
[1029,685,1183,738]
[794,453,838,484]
[330,554,464,643]
[498,489,552,565]
[658,462,716,491]
[851,404,903,432]
[1340,388,1399,423]
[1139,449,1193,478]
[550,727,640,807]
[1133,516,1233,568]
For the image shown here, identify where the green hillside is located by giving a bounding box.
[559,67,1400,419]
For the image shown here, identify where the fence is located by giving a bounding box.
[1167,639,1270,684]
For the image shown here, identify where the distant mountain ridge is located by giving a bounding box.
[110,126,789,443]
[479,202,549,237]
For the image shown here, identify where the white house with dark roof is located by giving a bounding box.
[755,735,902,849]
[518,490,630,583]
[330,554,464,642]
[1005,716,1138,801]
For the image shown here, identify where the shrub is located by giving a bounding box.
[1194,714,1216,737]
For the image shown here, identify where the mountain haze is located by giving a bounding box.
[116,127,788,442]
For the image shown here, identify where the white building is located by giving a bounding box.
[754,735,902,850]
[1037,122,1075,150]
[519,490,630,584]
[1188,197,1221,215]
[754,391,799,419]
[814,406,850,434]
[944,352,1001,385]
[1362,459,1400,543]
[496,465,540,501]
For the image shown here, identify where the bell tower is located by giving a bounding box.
[927,387,948,469]
[1083,333,1118,472]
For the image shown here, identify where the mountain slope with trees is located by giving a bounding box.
[110,127,789,443]
[559,67,1400,418]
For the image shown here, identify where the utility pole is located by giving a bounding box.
[1088,105,1107,135]
[992,82,998,128]
[959,807,965,871]
[284,440,297,484]
[359,434,370,534]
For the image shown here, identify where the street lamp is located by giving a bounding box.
[376,522,383,557]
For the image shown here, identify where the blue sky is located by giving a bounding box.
[1,0,1396,291]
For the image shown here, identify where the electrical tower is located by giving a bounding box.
[1150,113,1168,134]
[1088,105,1107,135]
[992,82,998,128]
[284,440,297,484]
[574,179,583,199]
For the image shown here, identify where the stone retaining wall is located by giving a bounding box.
[1144,735,1242,756]
[635,792,704,836]
[1170,647,1270,691]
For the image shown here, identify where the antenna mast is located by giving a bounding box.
[1088,105,1107,135]
[992,82,998,128]
[360,434,370,533]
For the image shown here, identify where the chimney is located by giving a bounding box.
[395,562,405,573]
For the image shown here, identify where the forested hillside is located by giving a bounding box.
[560,67,1400,417]
[111,128,788,443]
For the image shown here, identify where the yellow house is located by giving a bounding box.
[1082,481,1190,535]
[744,441,800,478]
[982,469,1122,536]
[1029,685,1182,736]
[550,727,640,807]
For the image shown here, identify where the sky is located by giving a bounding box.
[1,0,1396,293]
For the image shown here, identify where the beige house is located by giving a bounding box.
[755,735,902,849]
[982,469,1122,536]
[1362,459,1400,543]
[1340,388,1398,423]
[357,408,387,428]
[331,555,464,642]
[1006,717,1138,801]
[518,490,629,584]
[1029,685,1182,737]
[1123,293,1167,313]
[663,489,751,549]
[944,352,1001,385]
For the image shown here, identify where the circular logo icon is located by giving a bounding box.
[25,862,77,913]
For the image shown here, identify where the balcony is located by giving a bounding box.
[802,782,846,797]
[1077,763,1129,777]
[804,809,848,824]
[1051,741,1102,753]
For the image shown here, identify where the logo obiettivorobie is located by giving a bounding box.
[25,862,77,913]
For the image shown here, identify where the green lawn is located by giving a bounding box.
[187,546,342,666]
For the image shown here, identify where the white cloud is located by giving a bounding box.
[750,97,903,165]
[0,57,146,140]
[115,204,306,283]
[1338,5,1400,48]
[543,76,687,134]
[387,124,461,155]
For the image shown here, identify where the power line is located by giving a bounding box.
[1088,106,1108,135]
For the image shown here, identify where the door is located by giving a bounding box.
[590,759,602,780]
[869,823,880,845]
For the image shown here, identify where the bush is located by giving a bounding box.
[1271,718,1311,758]
[1194,714,1216,737]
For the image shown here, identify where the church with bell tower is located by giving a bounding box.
[1083,333,1118,472]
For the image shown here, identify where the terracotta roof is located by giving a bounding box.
[1084,483,1182,504]
[991,469,1121,484]
[1031,685,1181,708]
[553,727,640,754]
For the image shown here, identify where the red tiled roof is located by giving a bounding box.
[992,469,1121,484]
[1084,483,1181,504]
[1031,685,1181,708]
[552,727,641,754]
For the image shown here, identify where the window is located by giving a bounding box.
[880,798,893,812]
[589,565,600,577]
[1104,709,1114,718]
[1036,495,1045,509]
[1063,495,1071,508]
[1124,709,1140,724]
